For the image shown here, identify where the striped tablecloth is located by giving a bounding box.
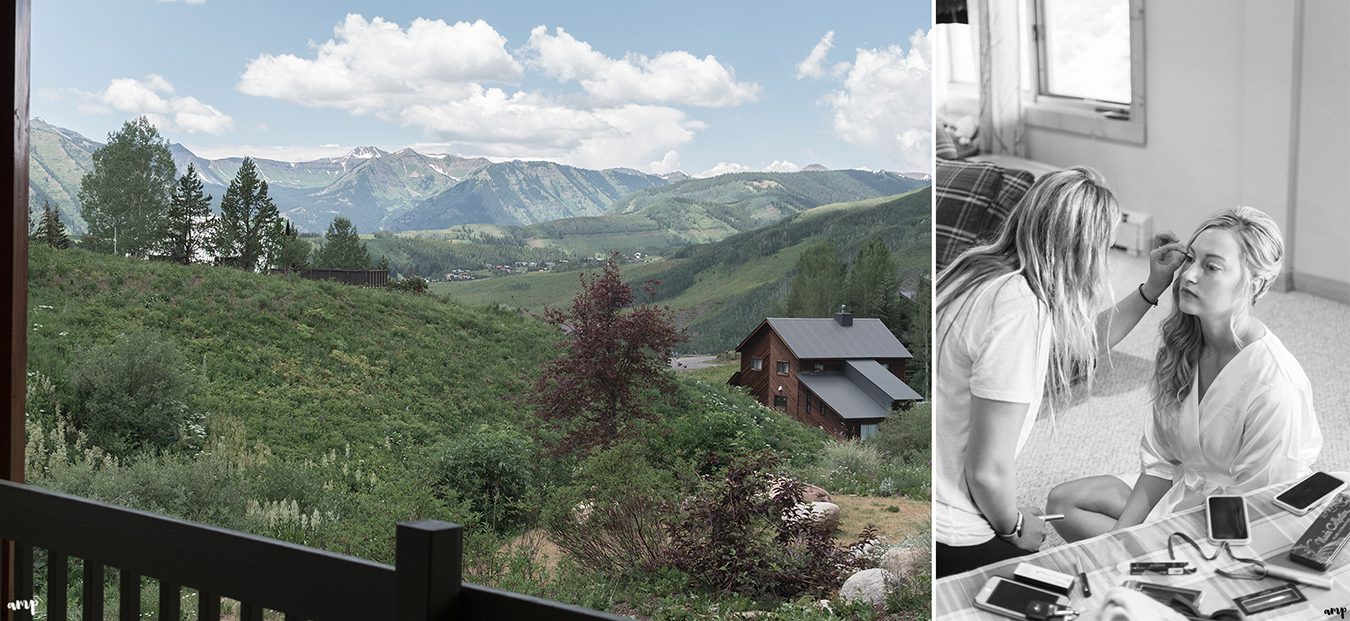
[935,477,1350,619]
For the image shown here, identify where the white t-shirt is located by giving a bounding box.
[933,272,1052,546]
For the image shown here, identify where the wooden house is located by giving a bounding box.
[728,310,922,440]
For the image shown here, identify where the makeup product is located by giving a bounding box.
[1038,514,1065,522]
[1128,561,1195,575]
[1290,492,1350,571]
[1263,564,1333,589]
[1233,583,1306,616]
[1013,562,1076,596]
[1122,580,1203,608]
[1075,559,1090,597]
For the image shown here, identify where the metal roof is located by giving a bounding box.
[845,359,924,402]
[761,317,912,359]
[798,373,891,421]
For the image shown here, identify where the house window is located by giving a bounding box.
[860,423,880,441]
[751,357,763,371]
[805,396,811,414]
[776,361,789,375]
[813,362,824,372]
[935,20,977,86]
[773,395,787,409]
[1027,0,1146,143]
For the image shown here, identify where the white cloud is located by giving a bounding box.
[764,160,800,173]
[696,162,751,178]
[526,26,760,108]
[87,75,232,135]
[820,29,932,173]
[796,31,835,79]
[183,143,367,162]
[238,15,522,114]
[648,150,681,174]
[236,14,719,170]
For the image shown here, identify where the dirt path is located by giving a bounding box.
[670,355,719,370]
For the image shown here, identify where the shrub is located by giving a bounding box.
[388,275,429,294]
[801,440,930,499]
[431,423,538,532]
[668,453,863,598]
[869,403,931,465]
[543,442,678,575]
[67,331,200,456]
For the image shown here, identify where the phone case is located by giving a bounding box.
[1207,496,1250,544]
[1289,492,1350,571]
[1274,473,1346,515]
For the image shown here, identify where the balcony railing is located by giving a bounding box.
[0,480,631,621]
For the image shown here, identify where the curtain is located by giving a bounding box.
[977,0,1025,156]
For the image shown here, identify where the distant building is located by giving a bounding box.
[728,309,922,440]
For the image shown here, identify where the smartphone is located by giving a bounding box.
[1206,495,1250,545]
[1274,472,1346,516]
[973,576,1069,620]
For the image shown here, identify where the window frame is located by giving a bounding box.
[772,395,787,409]
[1024,0,1147,144]
[775,361,789,375]
[750,356,763,371]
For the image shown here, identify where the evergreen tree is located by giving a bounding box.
[31,200,71,249]
[313,216,372,269]
[212,157,283,271]
[164,163,214,264]
[906,276,932,397]
[846,238,901,331]
[275,221,312,270]
[77,116,176,257]
[780,242,846,318]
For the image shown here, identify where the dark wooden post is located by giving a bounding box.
[395,521,461,621]
[0,0,30,620]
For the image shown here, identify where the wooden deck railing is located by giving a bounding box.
[0,480,631,621]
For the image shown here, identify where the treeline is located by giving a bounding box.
[364,233,569,278]
[43,116,379,272]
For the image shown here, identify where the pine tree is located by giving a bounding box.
[31,200,71,249]
[780,242,846,318]
[275,221,311,270]
[164,163,214,264]
[77,116,176,257]
[212,157,283,271]
[312,216,372,269]
[846,238,901,330]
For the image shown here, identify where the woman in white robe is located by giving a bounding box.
[1048,206,1320,541]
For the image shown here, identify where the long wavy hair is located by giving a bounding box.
[1151,206,1283,412]
[937,166,1121,406]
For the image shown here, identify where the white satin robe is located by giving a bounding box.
[1139,331,1321,523]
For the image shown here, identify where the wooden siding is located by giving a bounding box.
[733,328,800,416]
[794,384,848,439]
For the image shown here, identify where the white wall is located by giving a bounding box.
[1013,0,1347,299]
[1292,0,1350,299]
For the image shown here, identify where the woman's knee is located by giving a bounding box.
[1047,480,1083,513]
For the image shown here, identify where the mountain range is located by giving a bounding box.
[29,118,925,237]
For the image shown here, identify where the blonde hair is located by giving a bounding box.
[937,166,1121,406]
[1151,206,1284,412]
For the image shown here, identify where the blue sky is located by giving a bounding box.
[33,0,931,176]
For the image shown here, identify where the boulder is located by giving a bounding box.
[881,546,928,579]
[839,568,894,606]
[800,483,831,503]
[808,501,840,529]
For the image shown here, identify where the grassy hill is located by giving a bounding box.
[441,188,932,353]
[27,245,562,460]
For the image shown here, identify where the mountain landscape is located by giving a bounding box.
[442,187,932,353]
[29,119,926,242]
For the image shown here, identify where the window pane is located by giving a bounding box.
[860,424,879,441]
[937,23,978,85]
[1042,0,1131,104]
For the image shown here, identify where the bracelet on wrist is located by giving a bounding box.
[995,510,1024,540]
[1138,283,1159,306]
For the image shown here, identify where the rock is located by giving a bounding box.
[572,501,594,524]
[801,483,831,503]
[881,546,928,579]
[839,568,894,605]
[808,501,840,529]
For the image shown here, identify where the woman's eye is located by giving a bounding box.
[1206,263,1221,271]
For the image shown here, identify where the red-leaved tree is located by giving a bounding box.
[529,255,684,455]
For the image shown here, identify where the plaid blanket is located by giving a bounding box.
[935,159,1035,271]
